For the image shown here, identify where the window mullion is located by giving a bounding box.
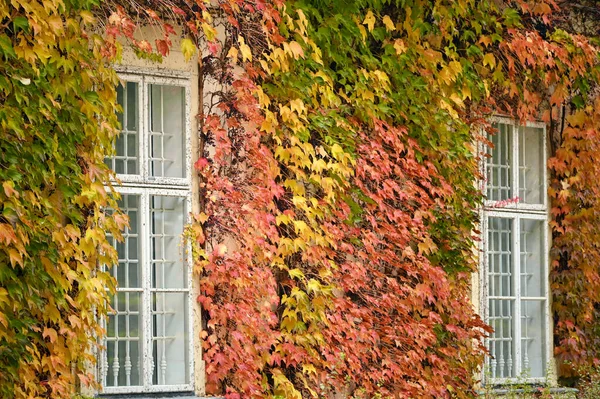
[185,193,194,385]
[542,126,548,208]
[543,212,551,375]
[512,124,519,202]
[514,216,522,377]
[141,77,149,181]
[140,191,152,390]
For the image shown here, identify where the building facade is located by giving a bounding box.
[97,44,576,399]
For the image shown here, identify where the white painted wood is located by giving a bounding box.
[482,120,550,384]
[101,69,194,395]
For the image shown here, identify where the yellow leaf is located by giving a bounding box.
[43,328,58,343]
[449,61,462,74]
[239,36,252,62]
[293,220,309,235]
[483,53,496,69]
[382,15,395,31]
[288,268,305,279]
[3,181,18,198]
[80,11,95,24]
[302,363,317,375]
[180,38,196,62]
[363,10,375,32]
[0,288,8,305]
[201,22,217,41]
[357,24,367,41]
[8,248,22,267]
[393,39,407,55]
[450,93,465,108]
[227,46,238,62]
[290,98,305,115]
[331,143,345,160]
[202,10,213,23]
[47,16,63,34]
[567,110,586,128]
[196,212,209,224]
[439,99,459,119]
[307,279,322,293]
[297,9,308,35]
[288,41,304,60]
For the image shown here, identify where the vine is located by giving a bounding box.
[0,1,122,398]
[3,0,600,398]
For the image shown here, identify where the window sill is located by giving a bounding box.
[477,387,578,397]
[99,393,219,399]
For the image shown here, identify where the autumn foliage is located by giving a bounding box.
[3,0,600,398]
[0,1,122,398]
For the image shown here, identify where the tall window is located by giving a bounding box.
[101,74,193,393]
[482,120,549,382]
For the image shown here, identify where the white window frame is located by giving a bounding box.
[108,72,193,188]
[480,117,551,384]
[100,71,195,394]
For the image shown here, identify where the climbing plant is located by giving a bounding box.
[3,0,600,398]
[94,0,600,396]
[0,1,122,398]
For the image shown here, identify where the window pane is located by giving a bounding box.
[104,292,143,387]
[113,195,141,289]
[150,196,187,289]
[106,82,139,175]
[488,299,515,379]
[520,219,545,298]
[104,194,143,388]
[521,300,546,378]
[518,126,544,204]
[488,217,513,297]
[149,85,185,178]
[487,123,513,201]
[152,293,189,385]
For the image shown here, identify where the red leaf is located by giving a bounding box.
[155,39,170,56]
[194,157,209,170]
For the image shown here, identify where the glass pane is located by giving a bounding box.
[488,299,515,379]
[487,123,512,201]
[520,219,545,298]
[113,194,141,289]
[488,217,513,297]
[151,196,187,289]
[521,300,546,378]
[106,82,139,175]
[149,85,185,178]
[518,126,544,204]
[152,293,189,385]
[104,292,143,387]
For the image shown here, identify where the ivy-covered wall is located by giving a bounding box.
[0,1,122,398]
[2,0,600,398]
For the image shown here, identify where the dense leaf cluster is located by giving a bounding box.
[0,1,121,398]
[3,0,600,398]
[100,0,600,396]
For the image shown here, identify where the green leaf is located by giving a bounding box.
[0,35,16,58]
[12,17,29,32]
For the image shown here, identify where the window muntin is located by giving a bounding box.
[483,120,549,383]
[101,74,192,394]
